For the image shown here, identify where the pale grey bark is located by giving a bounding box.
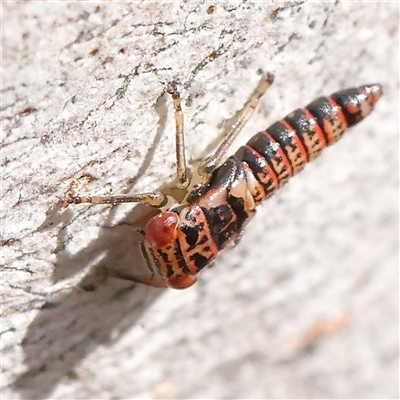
[2,2,398,399]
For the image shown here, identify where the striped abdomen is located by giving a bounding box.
[235,84,383,204]
[141,83,382,289]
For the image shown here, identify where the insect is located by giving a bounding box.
[65,73,383,289]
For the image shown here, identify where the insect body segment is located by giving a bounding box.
[66,75,382,289]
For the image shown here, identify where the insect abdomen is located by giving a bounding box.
[235,84,383,204]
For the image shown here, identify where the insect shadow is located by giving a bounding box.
[15,89,181,399]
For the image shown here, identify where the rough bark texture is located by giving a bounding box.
[2,2,398,399]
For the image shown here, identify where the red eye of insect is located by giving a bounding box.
[167,274,198,289]
[144,211,179,248]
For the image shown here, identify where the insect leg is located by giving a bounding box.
[80,263,168,291]
[106,269,168,288]
[65,190,171,207]
[198,72,274,177]
[64,177,177,210]
[166,81,191,189]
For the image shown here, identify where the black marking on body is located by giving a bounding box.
[207,156,242,192]
[157,249,175,278]
[246,131,290,184]
[219,195,253,250]
[160,251,169,263]
[306,97,336,143]
[173,239,191,275]
[147,246,163,275]
[265,121,296,172]
[198,235,208,245]
[180,224,200,249]
[235,146,277,195]
[227,195,250,230]
[190,252,209,271]
[166,262,174,278]
[204,204,234,234]
[202,205,233,250]
[331,88,362,126]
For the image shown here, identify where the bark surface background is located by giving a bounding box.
[2,2,398,399]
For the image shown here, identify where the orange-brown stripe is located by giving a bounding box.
[245,145,280,190]
[302,107,328,149]
[280,119,308,166]
[263,130,293,179]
